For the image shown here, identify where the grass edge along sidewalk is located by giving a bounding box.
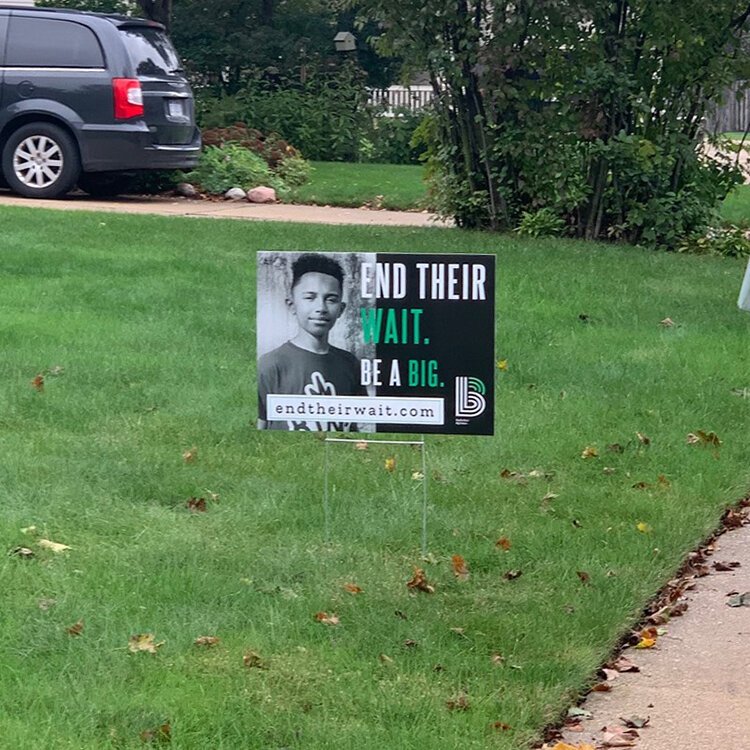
[0,205,748,749]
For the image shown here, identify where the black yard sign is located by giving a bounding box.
[256,251,495,435]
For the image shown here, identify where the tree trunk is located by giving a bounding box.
[137,0,172,31]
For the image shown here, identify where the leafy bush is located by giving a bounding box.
[197,63,368,162]
[516,208,566,237]
[201,123,311,186]
[678,225,750,258]
[364,109,428,165]
[190,144,281,195]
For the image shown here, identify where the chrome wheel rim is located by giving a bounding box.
[13,135,63,189]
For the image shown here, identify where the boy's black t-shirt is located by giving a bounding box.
[258,341,365,430]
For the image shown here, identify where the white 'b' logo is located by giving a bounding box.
[455,377,486,418]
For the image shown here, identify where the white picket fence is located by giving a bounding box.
[367,85,434,116]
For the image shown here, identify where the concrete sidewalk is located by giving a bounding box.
[0,191,453,227]
[555,515,750,750]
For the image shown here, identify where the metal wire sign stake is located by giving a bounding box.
[323,436,429,556]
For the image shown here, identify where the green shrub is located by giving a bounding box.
[678,225,750,258]
[364,109,428,165]
[190,144,281,195]
[516,207,566,237]
[196,64,368,162]
[201,123,311,187]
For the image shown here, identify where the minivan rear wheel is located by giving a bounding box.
[2,122,80,198]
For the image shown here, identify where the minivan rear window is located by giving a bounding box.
[6,17,104,68]
[119,27,183,77]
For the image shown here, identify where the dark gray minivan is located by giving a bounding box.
[0,6,200,198]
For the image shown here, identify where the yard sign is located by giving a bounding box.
[256,251,495,435]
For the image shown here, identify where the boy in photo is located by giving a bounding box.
[257,253,366,431]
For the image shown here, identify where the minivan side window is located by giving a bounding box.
[6,18,104,68]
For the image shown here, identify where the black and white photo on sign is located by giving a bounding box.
[256,251,376,431]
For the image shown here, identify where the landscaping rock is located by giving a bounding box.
[247,186,277,204]
[224,187,247,201]
[175,182,198,198]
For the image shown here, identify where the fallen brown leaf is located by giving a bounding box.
[491,651,504,666]
[31,374,44,392]
[139,722,171,744]
[713,560,741,572]
[581,446,599,459]
[194,636,220,647]
[723,509,747,528]
[660,317,675,327]
[686,430,721,447]
[451,554,470,581]
[726,592,750,607]
[503,569,523,581]
[378,653,393,665]
[128,633,164,654]
[343,582,363,594]
[407,567,435,593]
[500,468,527,484]
[186,497,207,512]
[354,440,368,451]
[445,692,470,711]
[66,620,84,637]
[313,612,340,625]
[576,571,591,585]
[495,536,512,552]
[635,432,651,445]
[591,682,612,692]
[242,650,267,668]
[611,656,640,672]
[491,721,511,731]
[620,716,650,729]
[38,539,72,553]
[182,447,198,463]
[600,726,639,747]
[9,546,34,558]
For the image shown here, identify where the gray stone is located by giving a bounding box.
[175,182,197,198]
[224,187,247,201]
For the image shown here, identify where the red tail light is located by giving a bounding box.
[112,78,144,119]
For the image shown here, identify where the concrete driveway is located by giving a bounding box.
[0,190,453,228]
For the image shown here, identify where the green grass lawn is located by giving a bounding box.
[721,184,750,226]
[1,207,749,749]
[288,161,428,211]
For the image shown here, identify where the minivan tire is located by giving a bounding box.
[2,122,81,198]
